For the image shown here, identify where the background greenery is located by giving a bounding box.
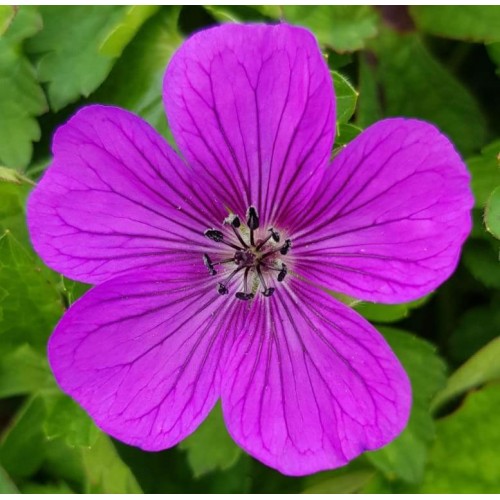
[0,5,499,494]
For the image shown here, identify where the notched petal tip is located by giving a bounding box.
[48,267,240,452]
[292,117,473,304]
[163,21,335,223]
[27,105,219,285]
[221,279,411,476]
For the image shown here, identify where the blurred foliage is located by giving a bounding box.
[419,383,500,493]
[467,139,500,207]
[410,6,500,43]
[0,5,499,494]
[432,337,500,412]
[93,6,182,142]
[0,7,46,168]
[486,186,500,238]
[25,6,158,111]
[282,6,379,52]
[366,328,446,484]
[179,403,242,478]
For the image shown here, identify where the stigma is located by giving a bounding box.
[203,206,290,300]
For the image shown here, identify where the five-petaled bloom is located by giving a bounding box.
[28,23,472,475]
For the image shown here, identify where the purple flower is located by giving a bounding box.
[27,23,472,476]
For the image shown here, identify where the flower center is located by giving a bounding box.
[203,206,291,300]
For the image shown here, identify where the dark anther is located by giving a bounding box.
[269,228,280,242]
[205,229,224,242]
[280,239,292,255]
[225,214,247,248]
[246,206,259,230]
[204,206,291,300]
[203,254,217,276]
[224,214,241,228]
[256,227,279,251]
[277,263,287,282]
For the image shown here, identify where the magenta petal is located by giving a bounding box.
[164,23,335,223]
[28,105,225,284]
[48,263,242,450]
[221,279,411,476]
[291,118,473,303]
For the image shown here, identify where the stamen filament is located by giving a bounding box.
[261,239,292,259]
[219,239,245,251]
[217,265,244,294]
[235,268,254,300]
[256,228,280,251]
[256,265,275,297]
[255,234,272,251]
[243,267,250,295]
[205,228,242,251]
[231,225,248,249]
[211,258,236,266]
[204,206,289,300]
[261,262,287,282]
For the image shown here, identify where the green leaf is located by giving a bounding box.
[356,55,383,128]
[204,5,278,23]
[449,302,500,364]
[0,344,54,398]
[0,391,140,493]
[0,166,21,183]
[332,70,358,123]
[356,295,431,324]
[42,436,86,488]
[485,186,500,239]
[369,30,488,156]
[0,396,47,478]
[487,42,500,77]
[0,183,64,351]
[179,403,241,478]
[366,328,446,483]
[334,123,362,148]
[411,6,500,43]
[93,7,182,141]
[466,140,500,207]
[81,434,142,493]
[283,6,379,52]
[419,384,500,493]
[0,7,47,168]
[60,276,91,306]
[303,469,375,494]
[0,165,36,185]
[99,6,159,57]
[42,417,141,494]
[463,238,500,290]
[1,6,41,44]
[21,482,74,494]
[0,6,15,36]
[44,395,99,449]
[432,337,500,411]
[0,465,18,493]
[26,6,154,111]
[469,207,489,239]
